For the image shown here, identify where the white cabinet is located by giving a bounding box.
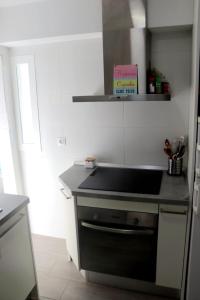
[156,205,187,289]
[147,0,193,29]
[61,188,80,269]
[0,207,36,300]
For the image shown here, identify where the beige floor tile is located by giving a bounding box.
[60,280,154,300]
[32,234,67,256]
[33,235,174,300]
[49,256,84,282]
[34,250,64,274]
[40,298,55,300]
[37,271,67,300]
[60,280,106,300]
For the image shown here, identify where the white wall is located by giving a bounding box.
[0,0,102,43]
[10,30,192,238]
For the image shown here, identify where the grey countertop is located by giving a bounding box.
[59,164,189,205]
[0,193,29,226]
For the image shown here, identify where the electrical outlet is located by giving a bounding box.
[57,137,66,146]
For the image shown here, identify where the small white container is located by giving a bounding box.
[85,157,96,169]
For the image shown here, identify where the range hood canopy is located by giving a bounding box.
[73,0,170,102]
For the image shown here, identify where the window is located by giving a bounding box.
[12,56,41,150]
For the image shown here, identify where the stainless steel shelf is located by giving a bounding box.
[73,94,171,102]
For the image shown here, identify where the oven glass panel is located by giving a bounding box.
[78,206,158,283]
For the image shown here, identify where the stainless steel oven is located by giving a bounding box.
[78,206,158,282]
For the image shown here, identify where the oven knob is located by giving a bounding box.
[133,218,139,225]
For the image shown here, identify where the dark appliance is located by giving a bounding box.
[78,206,158,282]
[79,167,163,195]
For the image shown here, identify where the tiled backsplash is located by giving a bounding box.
[10,29,191,237]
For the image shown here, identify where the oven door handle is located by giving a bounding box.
[81,221,154,235]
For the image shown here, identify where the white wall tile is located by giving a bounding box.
[124,126,186,167]
[60,100,124,128]
[64,126,124,164]
[10,29,192,238]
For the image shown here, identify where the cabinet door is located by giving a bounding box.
[156,205,187,289]
[66,195,80,270]
[147,0,193,28]
[0,212,36,300]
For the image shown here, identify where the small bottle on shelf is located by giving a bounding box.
[147,69,156,94]
[161,77,170,94]
[155,72,162,94]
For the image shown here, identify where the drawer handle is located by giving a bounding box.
[81,221,154,236]
[160,209,187,215]
[0,214,25,239]
[60,188,71,199]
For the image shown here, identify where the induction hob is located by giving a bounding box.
[79,167,163,195]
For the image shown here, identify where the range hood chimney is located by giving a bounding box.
[73,0,170,102]
[103,0,147,95]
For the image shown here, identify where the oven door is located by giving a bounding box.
[78,209,158,282]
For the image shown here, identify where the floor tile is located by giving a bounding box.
[60,280,153,300]
[49,256,84,282]
[32,234,67,256]
[34,250,64,274]
[33,235,174,300]
[40,298,55,300]
[60,280,105,300]
[37,271,67,300]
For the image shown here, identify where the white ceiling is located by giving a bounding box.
[0,0,47,7]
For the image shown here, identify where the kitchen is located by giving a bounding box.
[0,0,199,299]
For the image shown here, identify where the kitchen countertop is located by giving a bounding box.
[59,164,189,205]
[0,193,29,226]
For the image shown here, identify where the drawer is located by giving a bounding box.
[159,204,188,214]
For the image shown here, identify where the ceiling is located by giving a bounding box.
[0,0,47,7]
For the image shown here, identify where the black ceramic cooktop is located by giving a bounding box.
[79,167,163,195]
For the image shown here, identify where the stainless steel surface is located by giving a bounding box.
[74,161,167,170]
[59,164,189,205]
[126,211,158,227]
[60,188,71,199]
[0,213,25,239]
[81,221,154,235]
[160,209,187,215]
[78,206,158,228]
[73,0,172,102]
[0,194,29,226]
[78,205,158,281]
[168,158,183,176]
[73,94,171,102]
[102,0,147,95]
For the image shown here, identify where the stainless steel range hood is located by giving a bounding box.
[73,0,170,102]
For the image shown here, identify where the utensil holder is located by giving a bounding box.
[168,158,183,176]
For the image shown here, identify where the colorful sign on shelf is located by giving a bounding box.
[113,64,138,95]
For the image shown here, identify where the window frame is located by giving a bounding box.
[12,55,41,151]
